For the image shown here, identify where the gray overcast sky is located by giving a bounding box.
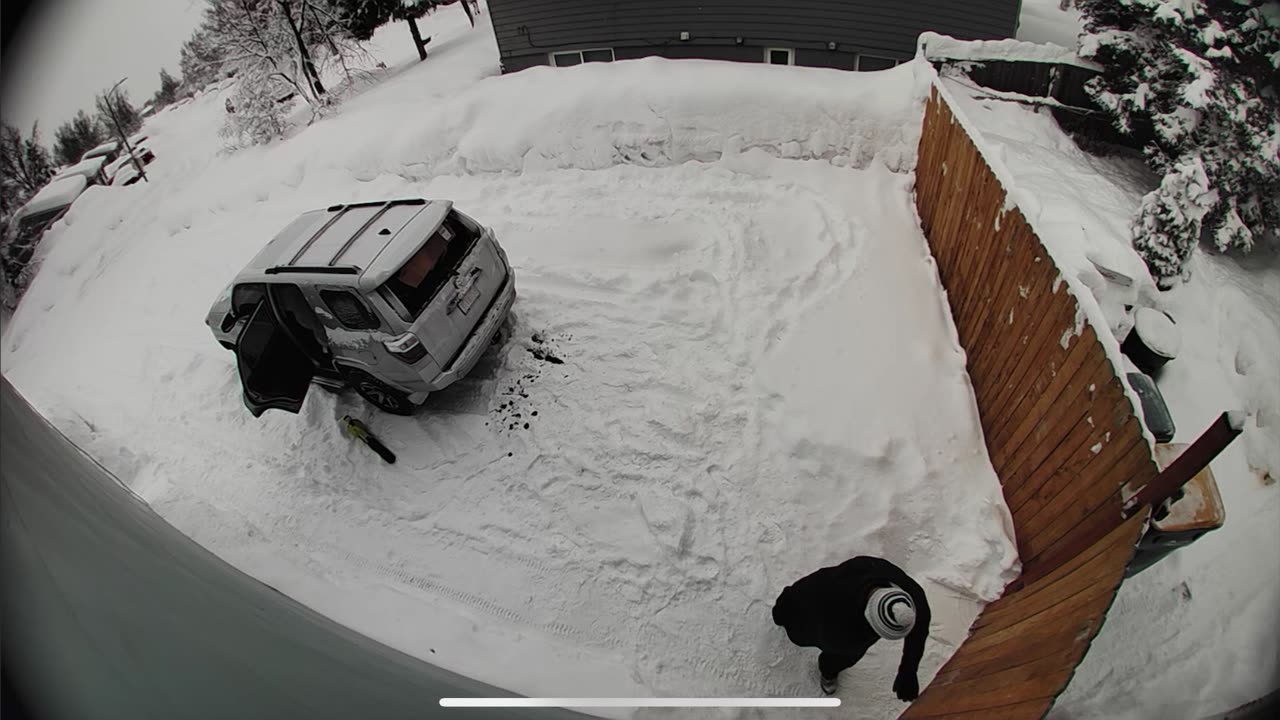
[2,0,206,135]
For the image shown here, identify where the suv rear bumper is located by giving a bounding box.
[424,269,516,393]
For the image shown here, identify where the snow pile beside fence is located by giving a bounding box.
[159,56,935,212]
[437,58,932,174]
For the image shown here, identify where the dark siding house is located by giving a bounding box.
[487,0,1022,73]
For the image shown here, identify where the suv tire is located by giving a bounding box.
[346,369,415,416]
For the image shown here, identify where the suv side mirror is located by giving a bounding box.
[220,312,237,333]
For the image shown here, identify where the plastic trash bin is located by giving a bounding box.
[1122,307,1181,375]
[1126,372,1176,443]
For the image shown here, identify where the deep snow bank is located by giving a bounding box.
[134,56,932,237]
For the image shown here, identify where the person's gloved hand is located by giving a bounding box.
[893,672,919,702]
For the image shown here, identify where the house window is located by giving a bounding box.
[551,48,615,67]
[765,48,794,65]
[857,54,898,71]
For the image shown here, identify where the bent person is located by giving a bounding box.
[772,556,931,700]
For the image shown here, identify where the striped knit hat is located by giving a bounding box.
[865,585,916,640]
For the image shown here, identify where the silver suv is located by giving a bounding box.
[206,198,516,416]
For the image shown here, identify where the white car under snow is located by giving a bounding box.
[2,175,87,282]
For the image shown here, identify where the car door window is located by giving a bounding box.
[320,290,380,330]
[268,283,330,362]
[235,300,314,416]
[232,283,266,317]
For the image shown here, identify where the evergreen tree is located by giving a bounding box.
[53,110,107,166]
[1078,0,1280,285]
[1,122,55,216]
[154,67,183,107]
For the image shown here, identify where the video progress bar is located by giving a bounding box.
[440,698,840,708]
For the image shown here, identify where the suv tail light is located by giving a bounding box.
[383,332,429,364]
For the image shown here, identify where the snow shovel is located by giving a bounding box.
[339,415,396,464]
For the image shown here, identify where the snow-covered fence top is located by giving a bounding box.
[918,32,1103,110]
[900,85,1158,719]
[918,31,1102,71]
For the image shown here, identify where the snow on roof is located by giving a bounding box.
[15,175,87,219]
[111,164,141,186]
[105,155,131,176]
[1134,307,1181,358]
[53,155,107,181]
[82,141,120,159]
[918,31,1102,70]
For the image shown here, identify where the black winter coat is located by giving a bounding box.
[772,556,931,697]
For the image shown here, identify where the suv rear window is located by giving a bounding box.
[382,211,479,319]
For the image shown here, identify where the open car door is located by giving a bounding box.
[235,300,315,417]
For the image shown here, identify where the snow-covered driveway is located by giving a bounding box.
[1,12,1017,717]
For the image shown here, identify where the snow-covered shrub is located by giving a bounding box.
[219,74,291,148]
[1078,0,1280,285]
[1132,157,1218,277]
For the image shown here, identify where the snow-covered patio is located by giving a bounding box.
[1,10,1018,719]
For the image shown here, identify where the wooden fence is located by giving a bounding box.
[931,59,1099,109]
[927,57,1146,151]
[899,86,1159,719]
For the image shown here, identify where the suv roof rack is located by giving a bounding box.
[325,198,426,212]
[264,265,360,275]
[291,198,428,265]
